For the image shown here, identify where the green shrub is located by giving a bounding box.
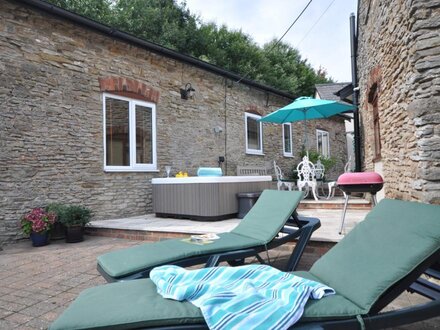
[292,150,337,180]
[45,203,68,222]
[60,205,92,227]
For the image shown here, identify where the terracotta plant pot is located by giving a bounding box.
[65,225,84,243]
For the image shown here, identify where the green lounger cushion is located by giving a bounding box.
[52,199,440,329]
[48,275,362,330]
[49,279,204,330]
[293,271,365,320]
[98,190,303,278]
[98,233,261,278]
[231,189,303,242]
[307,199,440,317]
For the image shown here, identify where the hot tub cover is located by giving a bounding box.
[197,167,222,177]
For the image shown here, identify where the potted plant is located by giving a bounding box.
[45,203,67,240]
[20,208,56,247]
[60,205,91,243]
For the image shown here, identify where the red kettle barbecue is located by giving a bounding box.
[337,172,384,234]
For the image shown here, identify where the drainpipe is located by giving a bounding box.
[224,79,228,175]
[350,13,362,172]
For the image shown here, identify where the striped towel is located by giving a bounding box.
[150,264,335,330]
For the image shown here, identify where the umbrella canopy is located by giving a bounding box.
[259,96,354,153]
[259,96,354,124]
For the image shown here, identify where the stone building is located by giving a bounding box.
[357,0,440,204]
[0,0,347,245]
[315,83,354,169]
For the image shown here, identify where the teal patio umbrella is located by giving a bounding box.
[259,96,354,154]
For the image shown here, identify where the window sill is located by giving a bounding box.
[246,151,265,156]
[104,168,159,173]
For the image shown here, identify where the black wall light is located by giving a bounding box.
[180,83,195,100]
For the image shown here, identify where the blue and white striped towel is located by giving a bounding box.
[150,264,335,330]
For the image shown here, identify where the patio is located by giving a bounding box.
[0,197,438,329]
[85,196,371,243]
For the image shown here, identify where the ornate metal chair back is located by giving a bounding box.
[315,159,325,180]
[296,156,316,183]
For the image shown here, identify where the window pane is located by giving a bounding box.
[323,133,329,157]
[106,98,129,166]
[373,99,381,158]
[317,131,330,157]
[283,124,291,153]
[317,132,323,154]
[247,117,260,150]
[135,105,153,164]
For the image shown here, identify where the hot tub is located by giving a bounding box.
[151,176,272,220]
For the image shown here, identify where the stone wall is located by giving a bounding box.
[357,0,440,204]
[0,1,346,245]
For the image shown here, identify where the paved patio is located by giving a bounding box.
[0,234,438,329]
[0,197,437,329]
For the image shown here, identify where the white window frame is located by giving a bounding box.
[282,123,293,157]
[103,93,157,172]
[316,129,330,158]
[244,112,264,155]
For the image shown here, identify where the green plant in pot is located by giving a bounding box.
[60,205,91,243]
[45,203,67,240]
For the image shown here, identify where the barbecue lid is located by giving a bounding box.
[337,172,384,185]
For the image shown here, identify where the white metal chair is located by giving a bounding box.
[273,161,295,191]
[314,159,326,197]
[327,156,352,199]
[296,156,318,201]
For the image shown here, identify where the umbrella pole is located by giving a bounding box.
[303,111,309,158]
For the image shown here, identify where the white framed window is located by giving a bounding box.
[316,129,330,158]
[103,93,157,172]
[245,112,263,155]
[282,123,293,157]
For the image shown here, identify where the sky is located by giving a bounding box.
[183,0,358,83]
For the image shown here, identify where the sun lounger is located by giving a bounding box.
[50,198,440,330]
[97,189,320,282]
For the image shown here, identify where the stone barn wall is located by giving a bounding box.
[357,0,440,203]
[0,0,346,244]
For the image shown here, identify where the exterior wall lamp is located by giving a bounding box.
[180,83,195,100]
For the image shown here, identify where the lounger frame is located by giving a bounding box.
[97,213,321,282]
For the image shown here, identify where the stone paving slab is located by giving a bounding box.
[88,208,368,243]
[0,236,438,329]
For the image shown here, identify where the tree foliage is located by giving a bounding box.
[111,0,200,54]
[46,0,332,96]
[48,0,113,23]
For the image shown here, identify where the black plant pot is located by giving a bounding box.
[51,222,66,240]
[65,225,84,243]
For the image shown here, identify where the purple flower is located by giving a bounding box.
[21,207,56,235]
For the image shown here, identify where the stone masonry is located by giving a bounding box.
[357,0,440,204]
[0,0,346,245]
